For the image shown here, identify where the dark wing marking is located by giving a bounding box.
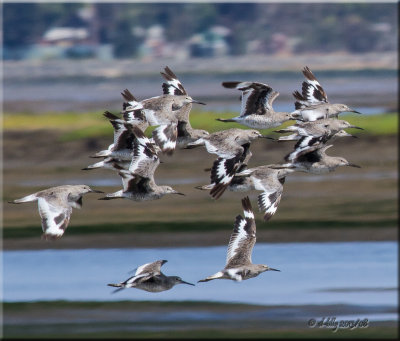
[285,135,328,162]
[177,121,190,138]
[152,124,177,155]
[161,66,187,96]
[37,197,72,239]
[258,189,283,221]
[294,66,329,109]
[121,88,137,103]
[209,142,251,199]
[222,81,278,116]
[119,171,152,194]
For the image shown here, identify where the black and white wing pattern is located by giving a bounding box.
[293,66,329,109]
[286,144,333,166]
[225,197,256,268]
[121,89,147,123]
[124,123,160,176]
[103,111,136,152]
[284,135,329,162]
[119,170,154,195]
[209,143,251,199]
[152,123,178,155]
[110,260,167,293]
[37,194,72,240]
[160,66,187,96]
[255,178,285,222]
[222,81,279,117]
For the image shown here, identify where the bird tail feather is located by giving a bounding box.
[10,194,37,204]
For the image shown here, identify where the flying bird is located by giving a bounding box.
[292,66,361,121]
[217,81,297,129]
[99,124,184,201]
[198,196,280,283]
[9,185,103,240]
[108,259,194,293]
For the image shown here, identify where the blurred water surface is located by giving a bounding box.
[4,71,396,113]
[4,241,397,315]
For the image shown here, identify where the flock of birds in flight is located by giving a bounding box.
[10,66,363,292]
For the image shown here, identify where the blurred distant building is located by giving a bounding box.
[14,26,113,60]
[247,33,300,55]
[41,27,90,46]
[189,26,230,58]
[134,25,189,61]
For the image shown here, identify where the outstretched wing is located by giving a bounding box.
[37,196,72,240]
[256,181,284,221]
[118,170,153,194]
[160,66,187,96]
[284,135,329,162]
[123,123,160,176]
[222,81,279,117]
[121,89,146,123]
[209,143,251,199]
[152,123,178,155]
[293,66,328,109]
[135,259,168,276]
[103,112,136,151]
[226,197,256,268]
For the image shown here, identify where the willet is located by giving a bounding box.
[197,165,294,221]
[121,84,205,154]
[160,66,192,122]
[275,118,363,141]
[83,112,158,172]
[82,157,130,172]
[176,121,209,148]
[275,144,361,174]
[216,81,296,129]
[160,66,209,147]
[98,124,184,201]
[198,196,280,283]
[108,260,194,293]
[90,111,136,160]
[8,185,103,240]
[187,128,265,198]
[292,66,361,121]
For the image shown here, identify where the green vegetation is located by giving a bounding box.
[2,300,263,311]
[3,111,398,141]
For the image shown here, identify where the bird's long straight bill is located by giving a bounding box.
[347,163,361,168]
[180,280,195,286]
[191,99,206,105]
[90,189,104,193]
[269,267,281,272]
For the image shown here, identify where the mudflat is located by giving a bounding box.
[3,130,397,249]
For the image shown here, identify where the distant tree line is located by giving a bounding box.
[4,3,397,58]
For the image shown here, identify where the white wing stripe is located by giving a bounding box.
[227,218,247,263]
[135,263,151,276]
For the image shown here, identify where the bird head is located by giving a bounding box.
[334,104,361,115]
[172,276,195,286]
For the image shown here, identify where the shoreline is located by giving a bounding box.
[3,227,397,251]
[3,300,397,338]
[4,52,397,81]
